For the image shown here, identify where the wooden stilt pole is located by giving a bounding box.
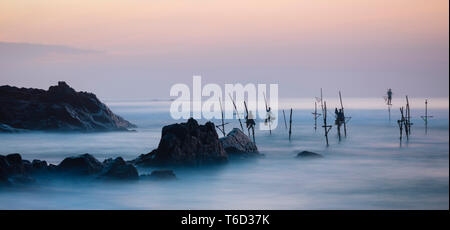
[424,99,428,132]
[244,101,250,137]
[243,101,255,144]
[405,95,412,138]
[339,91,347,137]
[263,92,272,135]
[228,93,244,132]
[337,119,341,141]
[320,88,324,114]
[252,124,255,144]
[219,97,226,137]
[283,110,288,130]
[388,105,391,121]
[312,102,321,131]
[322,101,332,146]
[398,107,405,141]
[289,108,293,141]
[421,99,433,134]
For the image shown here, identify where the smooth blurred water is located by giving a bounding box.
[0,100,448,209]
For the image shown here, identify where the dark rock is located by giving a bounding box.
[99,157,138,180]
[0,155,9,184]
[0,81,136,132]
[141,170,177,180]
[22,160,33,173]
[5,153,26,174]
[296,151,323,159]
[132,118,228,166]
[48,164,58,173]
[57,153,103,175]
[6,153,22,165]
[0,153,36,186]
[220,128,259,156]
[30,159,49,173]
[32,159,48,170]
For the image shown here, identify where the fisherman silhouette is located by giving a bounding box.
[265,107,273,125]
[246,111,256,129]
[245,110,256,143]
[335,108,345,125]
[387,88,393,105]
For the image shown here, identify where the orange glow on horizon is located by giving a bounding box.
[0,0,448,55]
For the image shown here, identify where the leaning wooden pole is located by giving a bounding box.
[228,93,244,132]
[244,101,250,137]
[405,95,412,137]
[289,108,293,141]
[398,107,405,141]
[219,97,226,137]
[283,109,288,130]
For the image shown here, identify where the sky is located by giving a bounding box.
[0,0,448,100]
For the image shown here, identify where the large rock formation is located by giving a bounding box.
[133,118,228,166]
[0,81,136,132]
[220,128,259,156]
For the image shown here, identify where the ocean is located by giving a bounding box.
[0,98,448,209]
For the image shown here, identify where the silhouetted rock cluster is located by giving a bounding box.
[0,153,139,186]
[1,118,260,186]
[132,118,228,166]
[0,81,136,132]
[1,153,54,185]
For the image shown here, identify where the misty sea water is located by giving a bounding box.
[0,99,448,209]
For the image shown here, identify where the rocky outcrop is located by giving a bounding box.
[141,170,177,180]
[0,81,136,132]
[132,118,228,166]
[57,153,104,175]
[99,157,138,180]
[296,151,323,159]
[220,128,259,156]
[0,153,44,185]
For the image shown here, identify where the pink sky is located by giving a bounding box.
[0,0,448,99]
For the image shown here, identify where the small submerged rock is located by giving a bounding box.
[296,151,323,159]
[141,170,177,181]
